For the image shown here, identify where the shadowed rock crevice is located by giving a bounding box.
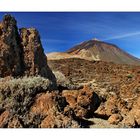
[93,113,110,120]
[74,117,94,128]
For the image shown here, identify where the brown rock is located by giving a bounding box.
[95,95,128,118]
[0,14,22,77]
[62,90,78,107]
[105,96,119,116]
[94,103,106,116]
[8,115,23,128]
[19,28,50,77]
[0,14,55,81]
[108,114,123,125]
[122,97,140,127]
[74,106,87,118]
[0,111,9,127]
[62,85,100,118]
[31,92,59,116]
[30,92,79,128]
[122,115,136,128]
[40,107,79,128]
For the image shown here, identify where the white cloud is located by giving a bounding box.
[103,31,140,41]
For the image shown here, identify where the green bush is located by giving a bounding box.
[126,74,133,78]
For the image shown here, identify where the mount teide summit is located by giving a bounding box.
[67,39,140,65]
[48,39,140,65]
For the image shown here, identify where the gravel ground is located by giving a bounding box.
[88,118,120,128]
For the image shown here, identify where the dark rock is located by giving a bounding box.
[0,14,22,77]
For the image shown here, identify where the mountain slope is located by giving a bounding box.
[66,39,140,65]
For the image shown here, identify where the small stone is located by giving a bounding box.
[108,114,123,125]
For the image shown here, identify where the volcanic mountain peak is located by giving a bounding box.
[67,39,119,53]
[66,39,140,65]
[91,37,100,41]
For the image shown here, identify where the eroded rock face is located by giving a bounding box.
[0,14,54,80]
[0,14,22,77]
[19,28,50,77]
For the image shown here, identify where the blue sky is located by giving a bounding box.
[0,12,140,58]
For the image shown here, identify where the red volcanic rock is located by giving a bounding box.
[95,95,129,117]
[0,111,9,127]
[30,92,60,116]
[108,114,123,125]
[40,107,79,128]
[122,97,140,127]
[30,92,79,128]
[62,85,100,118]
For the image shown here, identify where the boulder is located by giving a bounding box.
[40,107,80,128]
[30,92,80,128]
[108,114,123,125]
[95,95,129,117]
[0,110,9,127]
[122,97,140,128]
[62,85,101,118]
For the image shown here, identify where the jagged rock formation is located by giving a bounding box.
[20,28,50,77]
[0,14,22,77]
[0,14,53,79]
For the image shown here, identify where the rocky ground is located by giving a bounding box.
[48,58,140,128]
[0,14,140,128]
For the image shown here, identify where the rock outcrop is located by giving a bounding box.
[20,28,50,77]
[0,14,22,77]
[0,14,54,80]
